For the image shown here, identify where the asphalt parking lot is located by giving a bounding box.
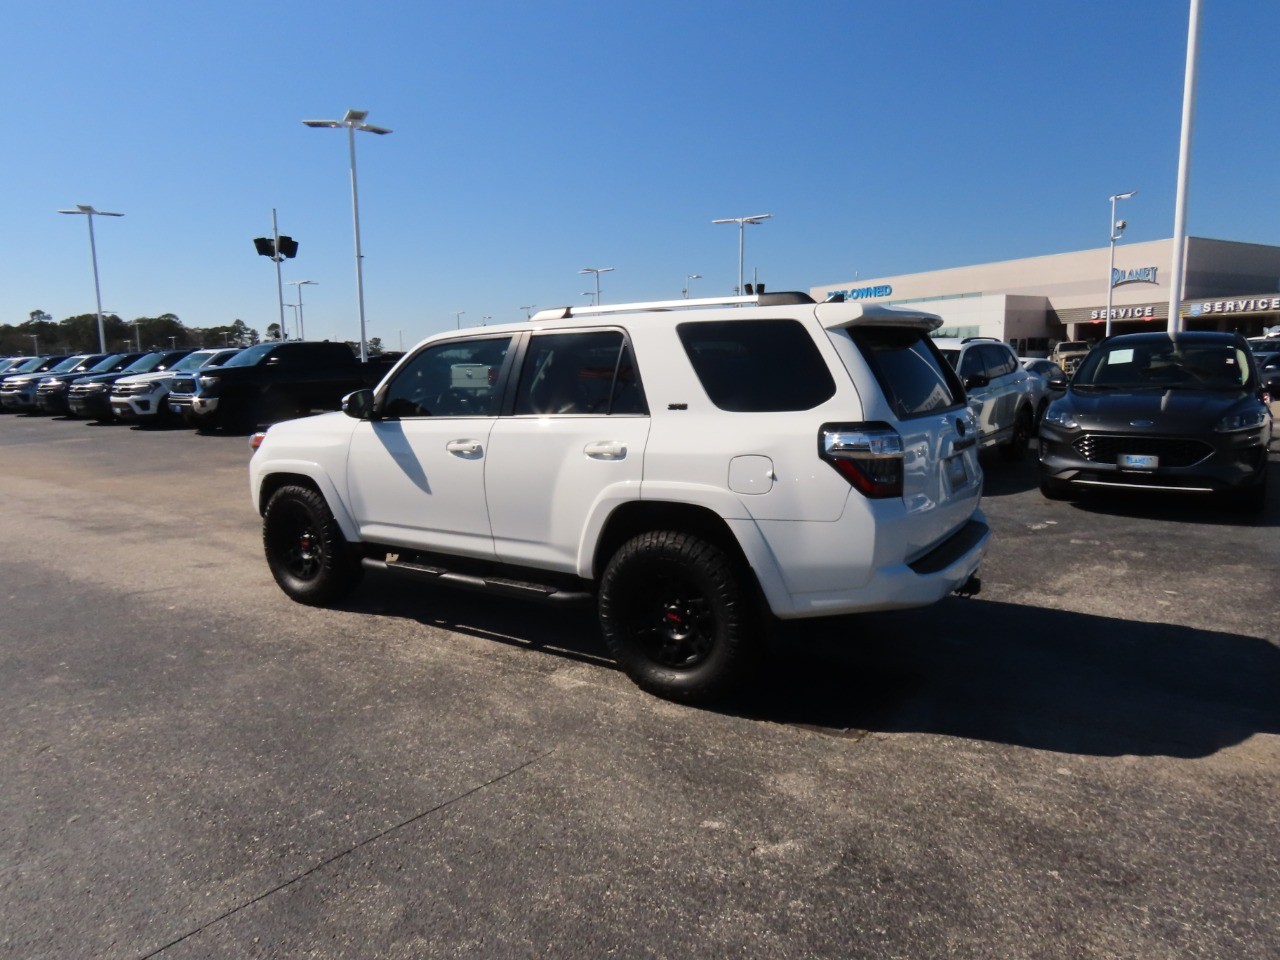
[1,413,1277,960]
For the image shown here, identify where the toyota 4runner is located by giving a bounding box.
[249,292,989,703]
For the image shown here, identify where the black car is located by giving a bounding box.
[65,349,192,421]
[1038,331,1270,510]
[33,353,122,414]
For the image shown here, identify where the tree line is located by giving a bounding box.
[1,310,261,356]
[2,311,389,357]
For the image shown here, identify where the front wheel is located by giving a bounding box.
[597,531,759,704]
[1039,474,1073,500]
[263,485,363,605]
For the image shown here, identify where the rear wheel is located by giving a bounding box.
[598,531,759,704]
[263,485,363,605]
[1000,406,1035,460]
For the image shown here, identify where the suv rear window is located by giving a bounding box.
[847,327,965,419]
[677,319,835,412]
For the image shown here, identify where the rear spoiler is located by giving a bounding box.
[815,302,944,332]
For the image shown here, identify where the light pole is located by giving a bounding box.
[683,273,702,298]
[303,109,392,362]
[30,334,38,355]
[520,305,536,320]
[712,214,771,295]
[579,267,614,305]
[454,311,465,329]
[286,279,317,340]
[58,204,124,353]
[1104,191,1137,338]
[285,303,302,339]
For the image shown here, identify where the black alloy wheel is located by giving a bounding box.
[598,530,758,704]
[263,485,363,605]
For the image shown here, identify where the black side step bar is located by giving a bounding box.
[364,557,593,605]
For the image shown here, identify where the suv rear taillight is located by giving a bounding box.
[819,422,904,498]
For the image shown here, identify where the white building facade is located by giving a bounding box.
[811,237,1280,355]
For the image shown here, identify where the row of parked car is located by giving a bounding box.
[0,341,400,431]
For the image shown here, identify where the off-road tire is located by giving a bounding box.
[1000,406,1035,461]
[263,485,363,605]
[598,530,759,704]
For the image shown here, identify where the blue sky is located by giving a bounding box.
[3,0,1277,347]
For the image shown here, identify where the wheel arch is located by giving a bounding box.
[590,500,775,614]
[254,465,361,543]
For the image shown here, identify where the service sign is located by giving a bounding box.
[1189,297,1280,317]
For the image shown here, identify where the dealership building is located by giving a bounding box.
[811,237,1280,355]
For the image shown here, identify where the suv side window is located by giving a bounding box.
[958,347,985,380]
[381,336,512,418]
[981,344,1016,379]
[514,331,646,416]
[677,319,836,412]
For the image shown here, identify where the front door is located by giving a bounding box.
[346,335,513,558]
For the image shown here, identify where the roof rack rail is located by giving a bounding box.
[530,291,815,322]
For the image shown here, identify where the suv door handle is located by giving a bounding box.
[584,441,627,460]
[446,439,484,458]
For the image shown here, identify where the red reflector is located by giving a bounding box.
[249,431,267,451]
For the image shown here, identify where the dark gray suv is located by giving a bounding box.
[1038,331,1270,510]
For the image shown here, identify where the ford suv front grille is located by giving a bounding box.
[1072,434,1214,467]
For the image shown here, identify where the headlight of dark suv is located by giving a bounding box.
[1042,404,1079,430]
[1214,405,1268,433]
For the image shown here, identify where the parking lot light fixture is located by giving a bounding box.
[684,274,702,298]
[712,214,771,295]
[286,280,317,340]
[302,109,392,362]
[579,267,614,305]
[58,204,124,353]
[520,305,536,321]
[1104,191,1137,338]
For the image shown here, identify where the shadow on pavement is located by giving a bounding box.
[345,579,1280,760]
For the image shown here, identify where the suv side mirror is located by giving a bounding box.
[1048,377,1068,390]
[963,374,989,391]
[342,388,376,420]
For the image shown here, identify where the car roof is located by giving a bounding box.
[1101,331,1245,347]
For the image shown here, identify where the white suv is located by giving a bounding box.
[249,292,989,702]
[934,337,1039,459]
[110,347,241,423]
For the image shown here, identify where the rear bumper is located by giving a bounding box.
[731,509,990,619]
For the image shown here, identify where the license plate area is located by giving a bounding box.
[944,453,972,490]
[1118,453,1159,471]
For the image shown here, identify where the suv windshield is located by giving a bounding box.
[171,350,223,372]
[122,352,182,374]
[48,356,94,373]
[85,354,131,374]
[221,342,277,367]
[11,358,51,373]
[1076,339,1253,391]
